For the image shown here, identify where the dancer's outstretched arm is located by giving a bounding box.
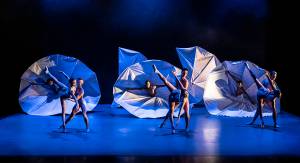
[126,87,146,91]
[59,71,70,80]
[23,79,46,85]
[171,71,186,90]
[45,66,68,90]
[127,85,165,91]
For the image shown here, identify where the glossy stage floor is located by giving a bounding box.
[0,105,300,162]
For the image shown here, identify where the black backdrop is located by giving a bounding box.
[1,0,297,116]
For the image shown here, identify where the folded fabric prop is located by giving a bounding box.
[112,47,147,107]
[19,54,101,116]
[203,60,280,117]
[176,46,221,104]
[118,47,147,75]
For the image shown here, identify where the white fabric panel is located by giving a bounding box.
[176,46,221,104]
[19,54,101,116]
[112,47,147,107]
[118,47,147,75]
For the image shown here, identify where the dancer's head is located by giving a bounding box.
[46,78,54,85]
[69,78,76,87]
[145,80,151,88]
[181,68,188,78]
[269,71,277,81]
[77,78,84,87]
[237,81,245,93]
[237,81,243,88]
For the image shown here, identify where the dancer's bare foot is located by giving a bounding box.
[45,66,49,74]
[59,124,66,129]
[261,122,265,128]
[172,129,176,134]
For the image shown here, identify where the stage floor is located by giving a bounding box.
[0,105,300,157]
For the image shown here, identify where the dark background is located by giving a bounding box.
[1,0,297,116]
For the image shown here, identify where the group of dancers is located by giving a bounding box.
[124,62,281,134]
[37,60,281,134]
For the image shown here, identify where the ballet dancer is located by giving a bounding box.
[153,65,190,134]
[246,64,281,128]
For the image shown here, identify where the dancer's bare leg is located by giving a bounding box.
[160,111,170,128]
[65,105,78,126]
[152,65,177,92]
[81,104,90,132]
[272,99,279,128]
[258,99,264,128]
[169,102,176,134]
[160,101,180,128]
[249,110,259,125]
[183,98,190,131]
[176,101,185,127]
[248,98,263,126]
[60,97,67,129]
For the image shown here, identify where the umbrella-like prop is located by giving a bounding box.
[203,60,280,117]
[19,54,101,116]
[176,46,221,104]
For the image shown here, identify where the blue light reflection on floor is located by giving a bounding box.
[0,105,300,156]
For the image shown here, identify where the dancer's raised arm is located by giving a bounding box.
[22,79,46,85]
[171,70,186,90]
[126,87,146,91]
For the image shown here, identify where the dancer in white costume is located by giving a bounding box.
[153,65,190,134]
[247,64,281,128]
